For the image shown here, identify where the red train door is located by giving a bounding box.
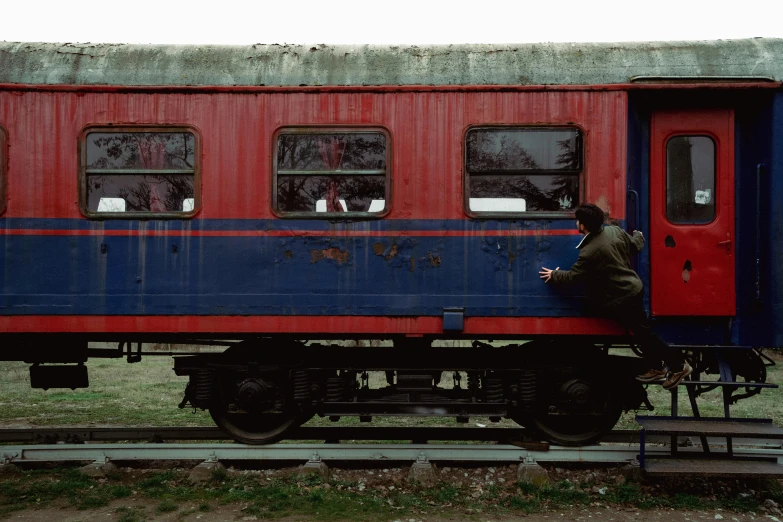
[649,109,735,316]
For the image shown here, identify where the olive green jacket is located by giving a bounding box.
[550,225,645,311]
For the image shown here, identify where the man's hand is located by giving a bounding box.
[539,266,559,283]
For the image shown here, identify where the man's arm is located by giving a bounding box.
[628,230,645,253]
[539,266,559,283]
[541,252,589,285]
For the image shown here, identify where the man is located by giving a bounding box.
[539,203,692,390]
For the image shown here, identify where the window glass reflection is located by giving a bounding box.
[666,136,715,224]
[465,127,582,214]
[466,129,581,172]
[469,174,578,212]
[277,175,385,212]
[83,130,197,215]
[86,132,195,170]
[277,133,386,171]
[275,131,389,215]
[87,174,195,212]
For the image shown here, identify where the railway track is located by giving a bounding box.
[0,425,569,444]
[2,425,781,446]
[1,426,781,468]
[0,441,660,466]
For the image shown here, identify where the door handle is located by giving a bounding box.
[717,233,732,253]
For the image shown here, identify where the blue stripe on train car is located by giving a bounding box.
[1,227,588,317]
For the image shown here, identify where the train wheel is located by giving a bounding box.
[207,342,310,444]
[522,403,623,447]
[511,341,622,446]
[209,408,304,445]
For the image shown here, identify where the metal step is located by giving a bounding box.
[636,416,783,439]
[678,380,777,388]
[643,458,783,478]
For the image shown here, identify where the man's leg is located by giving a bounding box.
[609,293,685,373]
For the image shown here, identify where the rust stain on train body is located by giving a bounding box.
[310,247,350,264]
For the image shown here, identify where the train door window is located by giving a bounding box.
[273,128,389,217]
[0,126,6,215]
[80,127,199,217]
[464,127,582,217]
[666,135,715,224]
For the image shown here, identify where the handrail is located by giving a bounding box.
[627,188,641,234]
[756,164,765,304]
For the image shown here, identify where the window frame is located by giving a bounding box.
[78,125,201,219]
[0,125,6,215]
[271,125,392,219]
[664,133,718,226]
[463,124,585,219]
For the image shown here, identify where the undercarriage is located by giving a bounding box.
[8,335,773,447]
[174,340,651,446]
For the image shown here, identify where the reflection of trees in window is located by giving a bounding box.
[276,132,387,213]
[466,132,539,172]
[87,175,195,212]
[84,131,197,214]
[547,139,580,210]
[277,134,386,171]
[278,178,311,212]
[470,176,548,209]
[88,133,195,170]
[466,128,581,212]
[277,176,385,212]
[547,175,579,210]
[554,137,579,169]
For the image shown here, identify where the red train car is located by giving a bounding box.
[1,40,782,445]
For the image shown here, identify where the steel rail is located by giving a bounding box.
[0,426,535,443]
[1,426,781,448]
[3,442,783,467]
[0,442,665,465]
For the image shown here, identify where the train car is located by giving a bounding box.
[1,39,782,446]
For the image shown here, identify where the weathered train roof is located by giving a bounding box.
[1,39,782,87]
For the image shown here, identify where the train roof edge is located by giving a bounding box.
[1,39,782,87]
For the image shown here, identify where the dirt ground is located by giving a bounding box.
[2,504,778,522]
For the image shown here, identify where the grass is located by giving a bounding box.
[0,467,773,519]
[0,357,208,428]
[155,498,179,513]
[115,506,146,522]
[0,468,136,515]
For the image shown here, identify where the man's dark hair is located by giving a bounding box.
[575,203,605,233]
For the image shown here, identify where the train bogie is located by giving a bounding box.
[172,340,648,446]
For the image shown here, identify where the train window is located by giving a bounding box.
[666,135,715,224]
[0,126,6,214]
[80,128,199,217]
[273,129,389,216]
[465,127,582,215]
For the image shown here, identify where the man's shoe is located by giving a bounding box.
[662,362,693,390]
[636,367,668,383]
